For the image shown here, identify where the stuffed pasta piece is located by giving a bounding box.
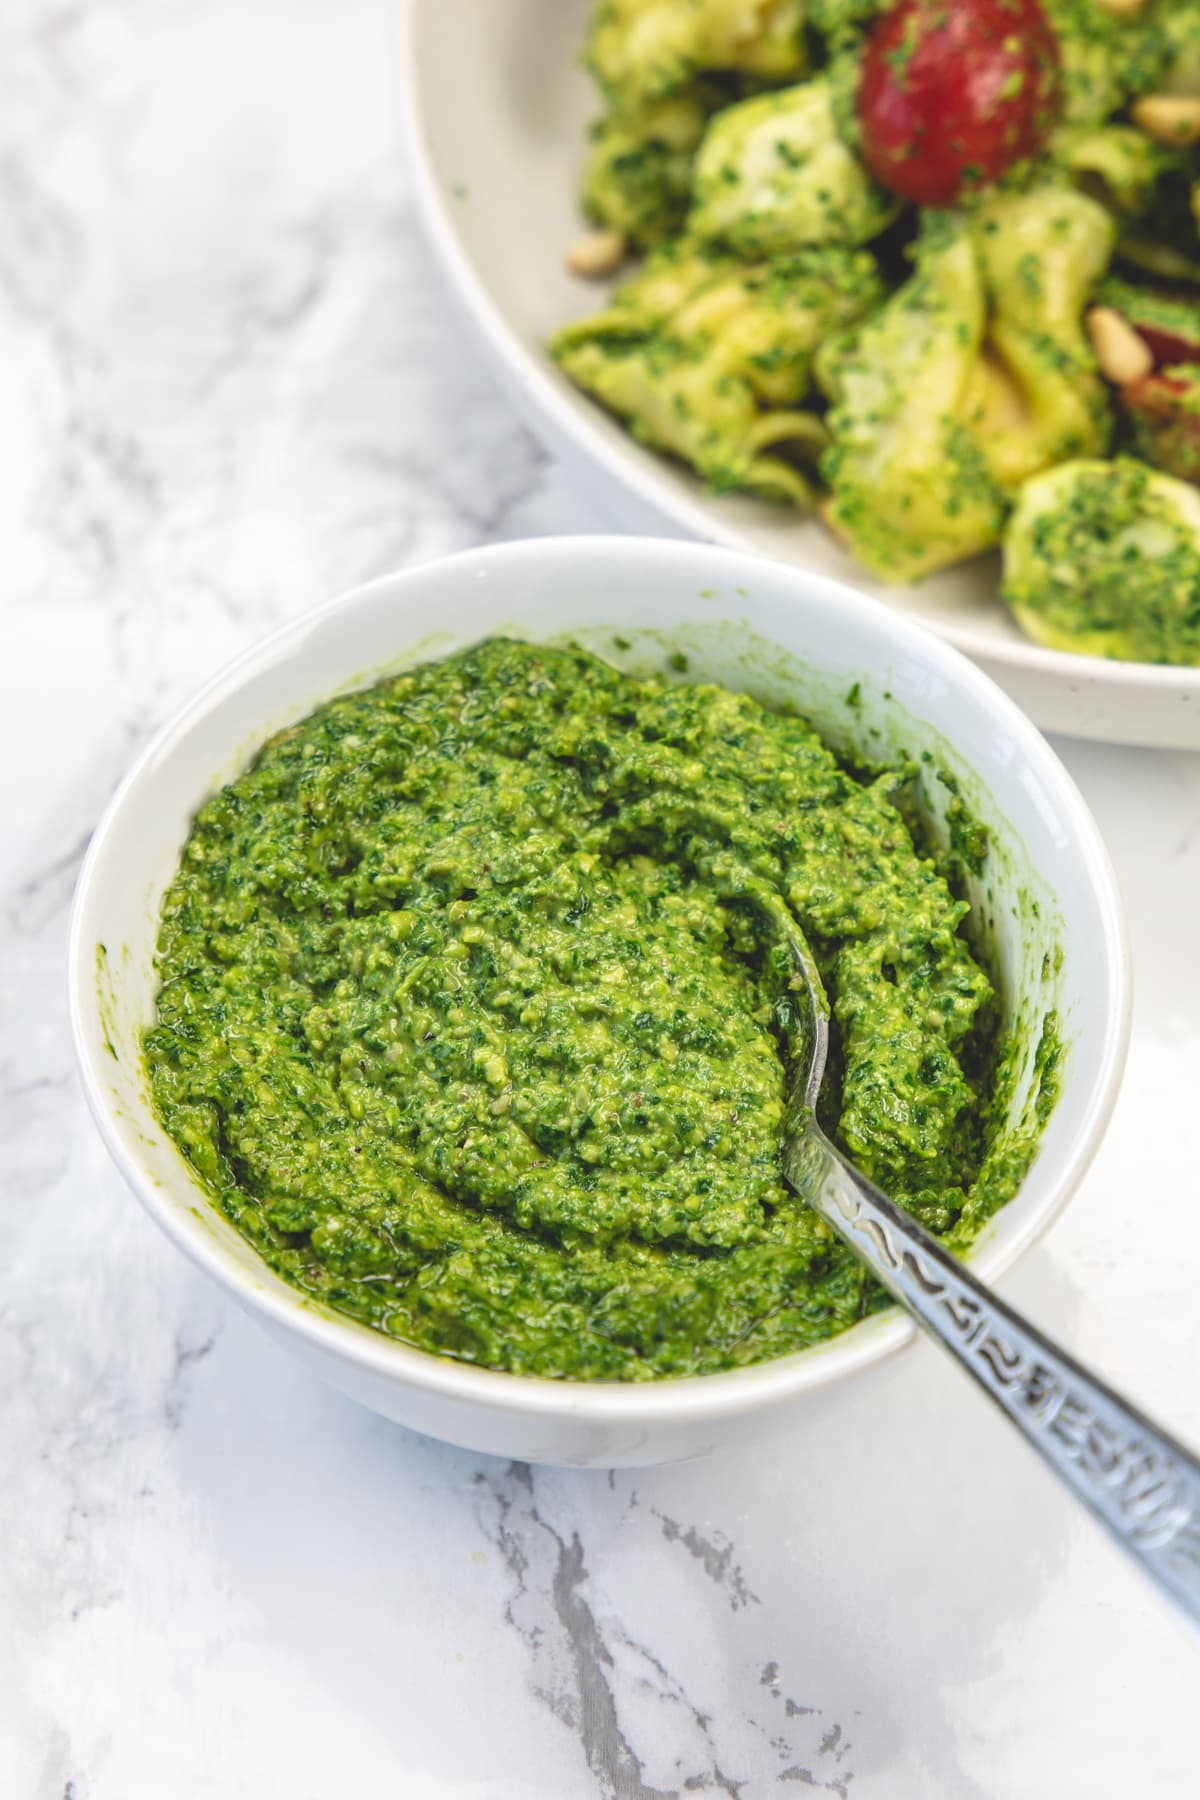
[582,88,721,250]
[553,240,882,505]
[1040,0,1171,126]
[586,0,808,109]
[580,0,811,251]
[1002,457,1200,664]
[687,74,896,254]
[817,217,1007,582]
[818,187,1115,582]
[974,185,1115,488]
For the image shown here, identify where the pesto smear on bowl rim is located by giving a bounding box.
[143,639,1058,1381]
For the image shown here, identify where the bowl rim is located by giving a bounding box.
[395,0,1200,702]
[69,535,1133,1427]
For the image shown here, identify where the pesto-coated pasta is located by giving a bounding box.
[555,242,881,503]
[554,0,1200,663]
[688,77,895,254]
[587,0,807,109]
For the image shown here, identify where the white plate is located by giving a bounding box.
[399,0,1200,749]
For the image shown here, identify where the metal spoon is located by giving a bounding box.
[781,933,1200,1631]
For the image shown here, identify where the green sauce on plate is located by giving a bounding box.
[144,639,1054,1380]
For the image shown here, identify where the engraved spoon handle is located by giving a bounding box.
[784,1131,1200,1630]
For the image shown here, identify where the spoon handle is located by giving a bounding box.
[788,1136,1200,1630]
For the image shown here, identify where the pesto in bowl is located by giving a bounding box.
[144,637,1053,1382]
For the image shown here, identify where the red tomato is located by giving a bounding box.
[858,0,1061,208]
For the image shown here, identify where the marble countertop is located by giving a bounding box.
[4,1,1200,1794]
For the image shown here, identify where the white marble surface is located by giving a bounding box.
[4,1,1200,1794]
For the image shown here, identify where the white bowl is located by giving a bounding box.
[398,0,1200,751]
[69,538,1130,1466]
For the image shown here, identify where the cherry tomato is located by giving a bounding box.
[858,0,1061,209]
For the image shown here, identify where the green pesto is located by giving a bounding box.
[145,639,1052,1381]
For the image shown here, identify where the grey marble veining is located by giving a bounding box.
[5,2,1200,1796]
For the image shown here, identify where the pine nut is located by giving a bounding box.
[1087,307,1155,386]
[1131,95,1200,147]
[565,230,627,279]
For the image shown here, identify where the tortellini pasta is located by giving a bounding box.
[583,88,720,248]
[587,0,808,108]
[974,185,1115,489]
[1051,123,1173,218]
[554,241,882,503]
[819,219,1009,581]
[1040,0,1171,126]
[688,76,896,254]
[1002,457,1200,662]
[1161,0,1200,97]
[819,189,1114,579]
